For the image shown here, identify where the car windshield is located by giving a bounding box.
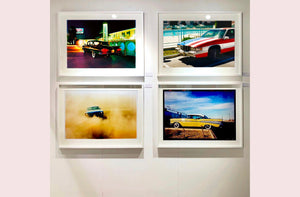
[201,29,226,39]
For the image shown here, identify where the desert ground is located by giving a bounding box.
[164,122,236,140]
[164,128,216,139]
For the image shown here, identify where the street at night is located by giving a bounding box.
[67,45,135,68]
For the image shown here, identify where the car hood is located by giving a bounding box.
[178,37,219,48]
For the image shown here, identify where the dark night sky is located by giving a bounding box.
[67,20,135,39]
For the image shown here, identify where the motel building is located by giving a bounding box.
[70,22,136,56]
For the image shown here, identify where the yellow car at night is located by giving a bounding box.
[170,114,223,129]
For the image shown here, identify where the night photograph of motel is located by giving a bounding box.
[67,20,136,68]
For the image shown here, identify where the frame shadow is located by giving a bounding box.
[157,148,244,158]
[58,148,144,159]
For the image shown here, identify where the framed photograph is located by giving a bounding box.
[158,84,243,148]
[158,12,242,76]
[57,85,143,149]
[58,11,144,77]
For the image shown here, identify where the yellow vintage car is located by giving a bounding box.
[170,114,222,129]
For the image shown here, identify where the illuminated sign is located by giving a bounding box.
[127,42,135,51]
[103,23,108,41]
[76,28,84,34]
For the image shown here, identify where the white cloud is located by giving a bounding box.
[164,91,189,101]
[185,97,211,104]
[198,103,234,110]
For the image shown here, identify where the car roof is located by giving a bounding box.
[87,106,100,109]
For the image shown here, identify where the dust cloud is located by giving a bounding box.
[65,91,137,139]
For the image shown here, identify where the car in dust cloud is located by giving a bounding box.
[85,106,104,118]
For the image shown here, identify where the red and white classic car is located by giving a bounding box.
[176,28,234,59]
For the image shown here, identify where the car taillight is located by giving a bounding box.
[117,48,121,51]
[101,48,109,53]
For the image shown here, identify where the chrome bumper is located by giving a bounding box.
[176,48,196,57]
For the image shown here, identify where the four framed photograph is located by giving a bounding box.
[157,84,243,148]
[158,12,242,76]
[55,11,244,150]
[57,85,143,149]
[58,11,144,77]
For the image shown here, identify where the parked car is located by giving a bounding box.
[85,106,104,118]
[82,40,122,58]
[176,28,235,60]
[170,114,223,129]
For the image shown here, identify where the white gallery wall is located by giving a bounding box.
[50,0,250,196]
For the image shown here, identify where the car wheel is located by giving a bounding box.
[204,125,211,129]
[86,113,93,117]
[92,51,96,58]
[208,47,220,60]
[173,122,181,128]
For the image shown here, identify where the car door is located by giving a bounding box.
[221,29,235,52]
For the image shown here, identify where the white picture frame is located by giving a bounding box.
[158,11,242,76]
[58,11,144,77]
[157,83,243,148]
[56,85,144,149]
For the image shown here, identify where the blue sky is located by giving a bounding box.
[164,90,235,120]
